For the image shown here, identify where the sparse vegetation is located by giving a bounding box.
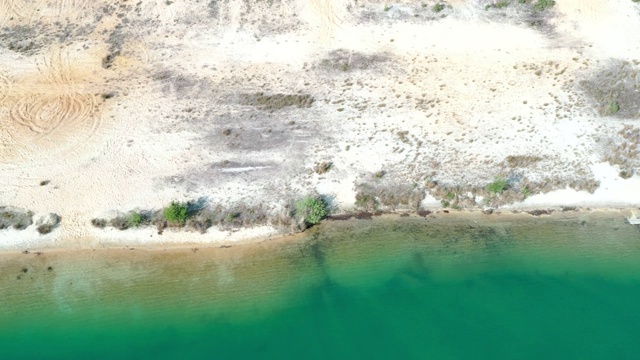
[315,162,333,175]
[0,207,34,230]
[321,49,388,72]
[296,197,327,226]
[433,3,445,12]
[355,192,377,211]
[486,178,509,195]
[225,212,239,223]
[355,183,424,211]
[91,218,107,228]
[37,224,53,234]
[505,155,543,168]
[495,1,509,9]
[619,169,634,179]
[602,125,640,173]
[533,0,555,10]
[35,213,60,235]
[580,60,640,118]
[110,217,130,230]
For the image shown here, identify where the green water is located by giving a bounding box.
[2,214,640,359]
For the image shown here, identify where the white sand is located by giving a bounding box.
[1,0,640,250]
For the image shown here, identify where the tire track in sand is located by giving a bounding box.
[0,49,105,163]
[0,0,47,23]
[0,0,92,24]
[555,0,610,24]
[36,0,92,22]
[305,0,348,42]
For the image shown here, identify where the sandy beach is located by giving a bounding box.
[1,0,640,250]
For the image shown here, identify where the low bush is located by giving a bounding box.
[91,218,107,228]
[355,192,377,210]
[296,197,328,226]
[486,178,509,195]
[128,211,144,228]
[37,224,53,234]
[163,201,188,226]
[533,0,555,10]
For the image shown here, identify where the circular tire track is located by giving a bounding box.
[9,93,97,137]
[2,0,92,24]
[3,92,103,160]
[0,51,105,163]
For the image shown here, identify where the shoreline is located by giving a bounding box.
[1,206,638,255]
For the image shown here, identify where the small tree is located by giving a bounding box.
[163,201,188,225]
[296,196,327,226]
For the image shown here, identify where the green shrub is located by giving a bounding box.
[128,211,143,227]
[608,101,619,115]
[486,178,509,195]
[163,201,188,225]
[533,0,555,10]
[296,197,327,225]
[495,0,509,8]
[433,3,445,12]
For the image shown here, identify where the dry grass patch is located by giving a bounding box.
[355,183,424,211]
[504,155,543,168]
[242,93,314,111]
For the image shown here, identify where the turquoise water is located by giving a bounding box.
[1,214,640,359]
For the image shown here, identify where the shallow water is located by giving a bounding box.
[1,213,640,359]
